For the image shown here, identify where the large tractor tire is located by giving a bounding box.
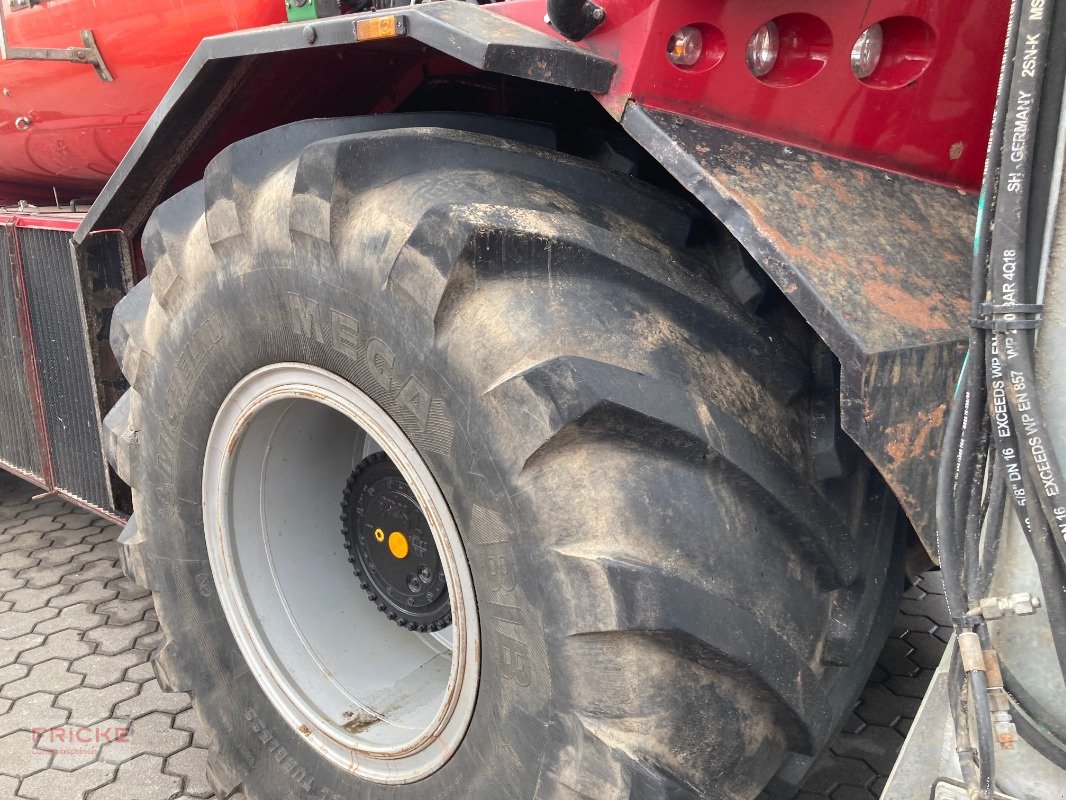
[104,116,901,800]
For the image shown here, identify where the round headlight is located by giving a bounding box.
[851,23,884,80]
[667,26,704,68]
[747,22,780,78]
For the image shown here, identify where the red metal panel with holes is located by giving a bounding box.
[492,0,1008,190]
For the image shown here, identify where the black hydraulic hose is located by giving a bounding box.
[979,454,1008,598]
[1003,350,1066,560]
[937,360,973,621]
[949,649,981,790]
[955,379,984,549]
[964,428,992,603]
[936,376,994,798]
[969,666,998,798]
[546,0,604,41]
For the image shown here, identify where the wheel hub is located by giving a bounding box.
[202,363,479,783]
[342,453,452,632]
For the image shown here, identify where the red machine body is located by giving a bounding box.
[0,0,1008,200]
[0,0,283,202]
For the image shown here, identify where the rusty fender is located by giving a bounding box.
[624,104,973,556]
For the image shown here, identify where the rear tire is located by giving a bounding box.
[105,116,901,799]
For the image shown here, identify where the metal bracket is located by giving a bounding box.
[0,10,112,82]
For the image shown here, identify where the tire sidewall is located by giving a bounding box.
[136,262,552,800]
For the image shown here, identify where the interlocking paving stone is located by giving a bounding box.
[0,692,67,738]
[35,543,94,568]
[0,633,44,664]
[71,650,149,690]
[165,744,213,798]
[0,728,52,777]
[86,754,182,800]
[0,569,27,593]
[53,514,96,531]
[0,473,215,799]
[84,620,158,657]
[19,762,116,800]
[114,679,192,720]
[60,561,123,588]
[0,534,49,557]
[6,584,66,613]
[39,718,133,771]
[1,659,84,700]
[174,709,209,749]
[33,605,106,636]
[9,518,62,535]
[0,607,59,639]
[98,712,190,763]
[0,550,43,575]
[19,630,94,666]
[24,562,84,590]
[57,682,140,727]
[49,582,119,611]
[0,662,29,686]
[122,659,157,686]
[0,775,19,798]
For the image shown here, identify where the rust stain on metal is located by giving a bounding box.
[342,712,381,734]
[883,403,946,468]
[864,280,963,332]
[679,123,973,355]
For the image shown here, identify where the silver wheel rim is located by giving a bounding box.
[202,363,479,783]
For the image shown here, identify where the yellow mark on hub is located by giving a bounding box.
[388,531,409,559]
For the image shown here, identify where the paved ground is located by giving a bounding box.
[0,468,949,800]
[0,470,244,800]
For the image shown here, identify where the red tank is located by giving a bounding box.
[0,0,284,204]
